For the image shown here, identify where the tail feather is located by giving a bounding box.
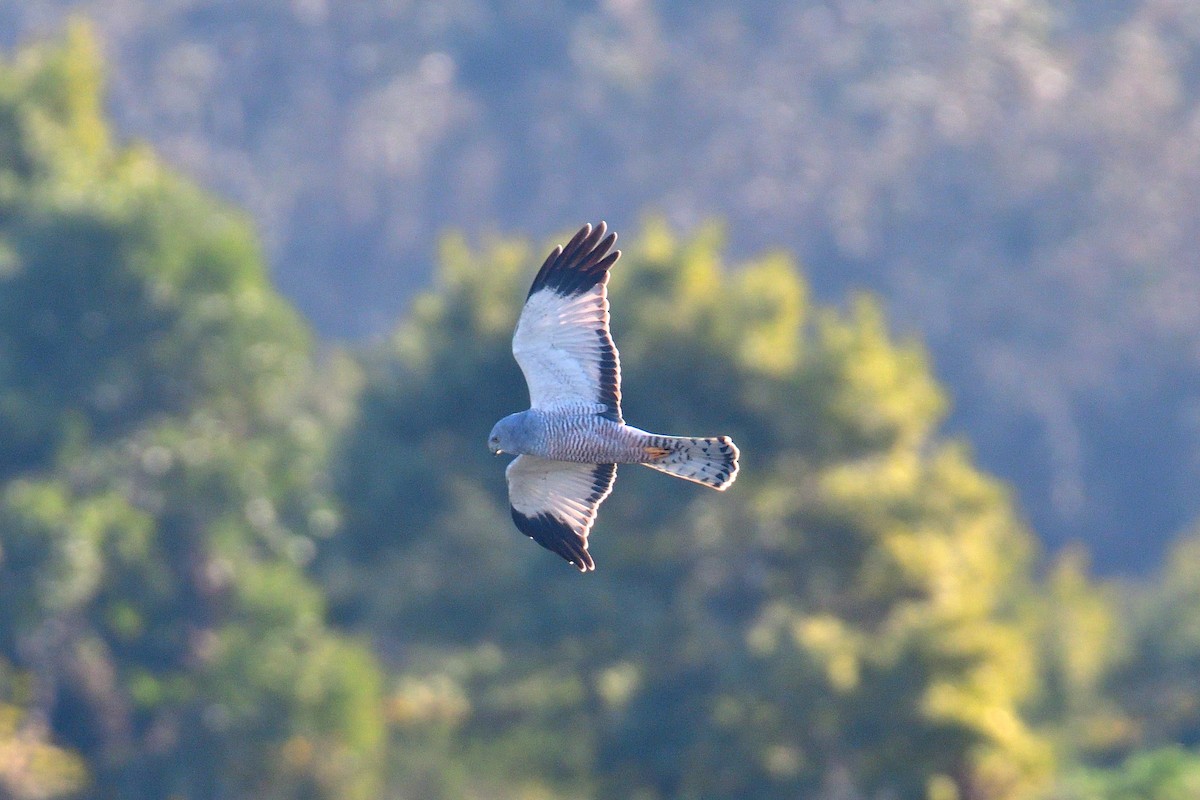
[641,435,739,490]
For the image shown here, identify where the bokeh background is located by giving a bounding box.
[0,2,1199,798]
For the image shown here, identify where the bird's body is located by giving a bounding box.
[492,408,656,464]
[490,221,739,571]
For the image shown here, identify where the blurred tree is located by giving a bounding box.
[0,667,85,800]
[1048,747,1200,800]
[0,28,386,800]
[1026,549,1134,767]
[325,218,1053,798]
[1102,524,1200,755]
[0,22,311,481]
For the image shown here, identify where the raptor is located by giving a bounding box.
[488,222,740,571]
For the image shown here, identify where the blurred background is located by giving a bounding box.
[0,2,1198,799]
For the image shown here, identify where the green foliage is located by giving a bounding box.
[1050,747,1200,800]
[327,218,1052,798]
[0,22,309,480]
[0,28,385,800]
[0,671,87,800]
[1025,526,1200,791]
[1028,549,1131,763]
[1101,526,1200,754]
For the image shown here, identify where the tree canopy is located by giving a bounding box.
[0,27,384,800]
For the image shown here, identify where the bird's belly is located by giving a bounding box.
[538,418,645,463]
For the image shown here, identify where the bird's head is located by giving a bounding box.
[487,413,529,455]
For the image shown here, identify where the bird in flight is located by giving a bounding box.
[488,222,739,572]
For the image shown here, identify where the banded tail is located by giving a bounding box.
[641,435,740,490]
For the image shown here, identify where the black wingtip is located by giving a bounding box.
[511,509,596,572]
[527,222,620,299]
